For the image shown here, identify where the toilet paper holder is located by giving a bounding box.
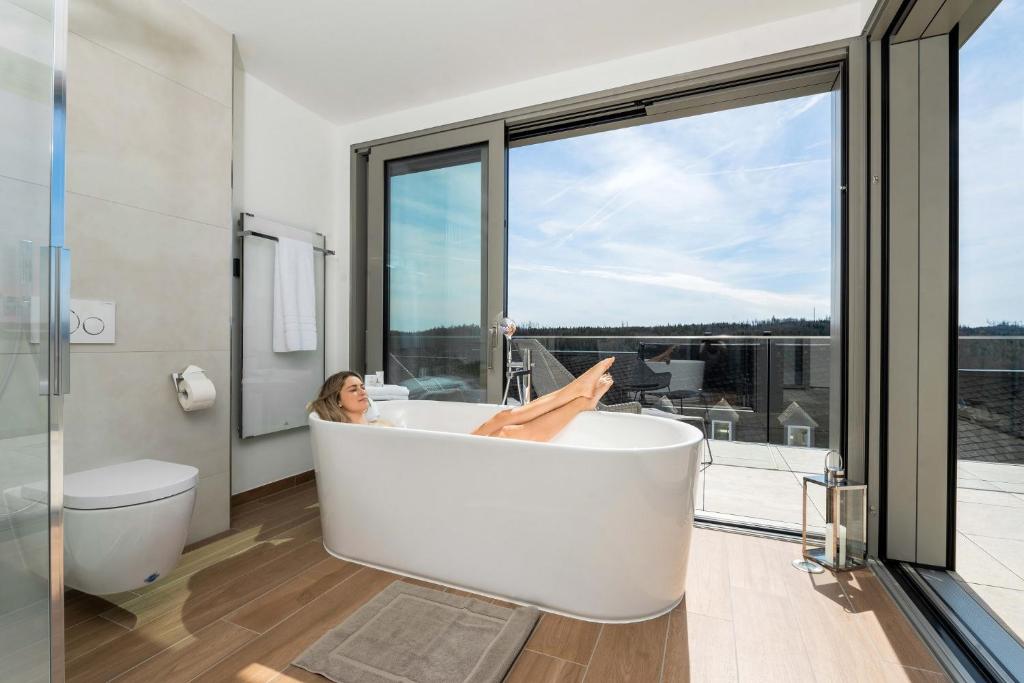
[171,365,216,411]
[170,366,197,393]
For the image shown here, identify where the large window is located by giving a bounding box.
[508,87,841,531]
[954,0,1024,644]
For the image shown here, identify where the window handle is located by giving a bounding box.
[487,324,498,370]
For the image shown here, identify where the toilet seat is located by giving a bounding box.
[20,459,198,509]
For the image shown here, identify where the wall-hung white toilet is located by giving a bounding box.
[11,459,198,595]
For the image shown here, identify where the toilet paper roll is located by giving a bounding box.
[177,368,216,412]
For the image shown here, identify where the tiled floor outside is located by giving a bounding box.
[954,460,1024,644]
[696,440,830,533]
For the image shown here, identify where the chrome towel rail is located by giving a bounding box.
[237,229,335,255]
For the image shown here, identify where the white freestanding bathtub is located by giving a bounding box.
[309,400,703,623]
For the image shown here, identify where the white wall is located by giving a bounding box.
[327,4,864,371]
[231,67,335,494]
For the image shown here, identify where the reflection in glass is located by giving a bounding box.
[712,421,734,441]
[386,146,486,402]
[955,0,1024,643]
[0,0,54,677]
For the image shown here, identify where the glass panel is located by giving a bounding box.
[771,337,831,449]
[386,146,486,402]
[0,0,54,679]
[955,0,1024,644]
[508,89,837,531]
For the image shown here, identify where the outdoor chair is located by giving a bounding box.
[595,350,672,403]
[513,340,711,465]
[635,343,715,466]
[511,339,641,414]
[644,358,705,402]
[593,339,672,396]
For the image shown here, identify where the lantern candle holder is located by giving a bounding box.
[797,471,868,573]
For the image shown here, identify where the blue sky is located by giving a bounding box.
[507,93,835,327]
[388,162,482,333]
[959,0,1023,327]
[388,0,1022,333]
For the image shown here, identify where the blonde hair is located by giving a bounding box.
[308,371,363,423]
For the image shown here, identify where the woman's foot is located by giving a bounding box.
[572,357,615,398]
[583,373,614,410]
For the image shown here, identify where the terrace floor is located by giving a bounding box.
[696,441,830,533]
[700,440,1024,645]
[954,460,1024,644]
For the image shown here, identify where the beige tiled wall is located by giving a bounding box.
[64,0,232,543]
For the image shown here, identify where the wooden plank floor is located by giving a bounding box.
[63,480,950,682]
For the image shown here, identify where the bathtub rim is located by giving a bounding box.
[308,404,704,454]
[318,541,685,624]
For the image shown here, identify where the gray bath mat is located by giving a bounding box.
[293,580,539,683]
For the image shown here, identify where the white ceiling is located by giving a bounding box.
[185,0,855,125]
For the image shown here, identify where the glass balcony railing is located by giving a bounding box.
[386,333,1019,532]
[957,336,1024,467]
[521,335,834,449]
[386,333,1023,466]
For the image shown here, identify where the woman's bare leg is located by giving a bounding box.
[471,357,614,436]
[494,374,613,442]
[470,380,585,437]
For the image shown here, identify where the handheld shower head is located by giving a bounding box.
[498,317,517,340]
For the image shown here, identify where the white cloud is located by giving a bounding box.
[957,0,1024,326]
[507,92,836,326]
[511,262,827,312]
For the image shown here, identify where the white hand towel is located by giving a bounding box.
[273,237,317,352]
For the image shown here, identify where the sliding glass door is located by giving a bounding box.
[506,72,845,532]
[386,148,486,400]
[0,0,67,680]
[881,0,1024,672]
[366,122,505,403]
[954,0,1024,645]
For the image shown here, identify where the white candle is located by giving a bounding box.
[838,524,847,568]
[825,523,835,564]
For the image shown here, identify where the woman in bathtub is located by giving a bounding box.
[308,358,615,442]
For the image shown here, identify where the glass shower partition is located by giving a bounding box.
[0,0,67,680]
